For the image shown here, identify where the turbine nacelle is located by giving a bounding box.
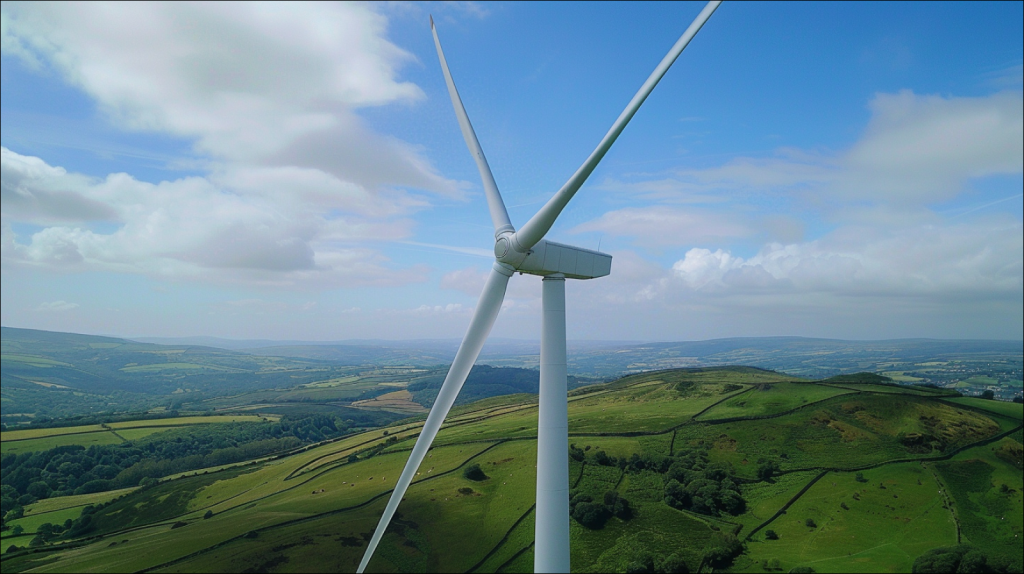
[496,235,612,280]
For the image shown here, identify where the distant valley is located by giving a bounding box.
[1,327,1021,573]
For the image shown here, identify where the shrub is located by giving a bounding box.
[462,463,488,481]
[625,554,655,573]
[764,529,778,540]
[805,518,816,528]
[912,547,964,573]
[757,461,780,481]
[659,553,689,573]
[203,510,213,519]
[571,501,610,529]
[705,533,743,568]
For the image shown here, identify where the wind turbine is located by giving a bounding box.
[357,3,721,572]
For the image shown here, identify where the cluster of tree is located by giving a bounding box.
[568,490,632,529]
[357,435,399,461]
[622,552,690,573]
[704,533,745,568]
[909,544,1019,568]
[0,414,358,525]
[912,545,1022,574]
[4,502,103,553]
[571,444,749,518]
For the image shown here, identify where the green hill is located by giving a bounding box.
[1,367,1020,573]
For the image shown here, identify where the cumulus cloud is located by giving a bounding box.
[1,148,117,223]
[1,1,456,196]
[669,221,1023,299]
[0,148,426,288]
[567,90,1022,313]
[0,3,469,289]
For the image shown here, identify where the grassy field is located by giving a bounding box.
[0,415,272,455]
[697,382,853,420]
[736,470,821,532]
[736,463,957,573]
[1,367,1019,574]
[1,424,106,441]
[692,393,1006,479]
[22,488,139,515]
[0,354,73,367]
[0,431,126,455]
[935,437,1024,569]
[943,397,1024,421]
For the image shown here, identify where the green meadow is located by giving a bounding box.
[0,415,271,455]
[1,367,1020,573]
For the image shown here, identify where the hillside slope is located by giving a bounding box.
[1,367,1020,573]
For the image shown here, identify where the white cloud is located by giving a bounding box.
[600,91,1022,213]
[0,148,426,288]
[37,300,79,312]
[412,303,465,315]
[1,1,461,195]
[566,90,1023,312]
[0,3,472,290]
[842,90,1023,203]
[0,147,117,223]
[668,221,1023,299]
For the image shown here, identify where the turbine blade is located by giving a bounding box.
[432,17,514,235]
[356,262,514,573]
[512,0,722,251]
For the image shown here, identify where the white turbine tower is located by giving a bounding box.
[357,3,721,572]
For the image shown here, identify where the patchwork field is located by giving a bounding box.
[1,367,1020,574]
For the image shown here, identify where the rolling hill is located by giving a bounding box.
[1,367,1020,573]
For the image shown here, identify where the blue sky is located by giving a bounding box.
[1,1,1021,342]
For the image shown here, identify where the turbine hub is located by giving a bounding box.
[494,236,509,258]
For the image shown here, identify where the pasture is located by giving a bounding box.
[737,463,957,573]
[944,397,1024,421]
[0,415,272,455]
[696,381,853,420]
[1,367,1019,574]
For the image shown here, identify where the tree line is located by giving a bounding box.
[0,414,363,528]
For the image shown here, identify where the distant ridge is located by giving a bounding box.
[4,326,1021,381]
